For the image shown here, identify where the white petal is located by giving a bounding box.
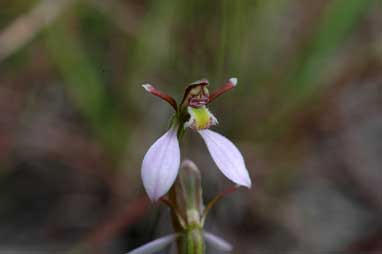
[204,231,233,252]
[142,128,180,201]
[198,129,252,188]
[127,234,178,254]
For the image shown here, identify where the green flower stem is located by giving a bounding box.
[180,227,205,254]
[169,179,205,254]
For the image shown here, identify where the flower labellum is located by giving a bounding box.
[185,106,218,130]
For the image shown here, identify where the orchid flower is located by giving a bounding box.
[141,78,252,201]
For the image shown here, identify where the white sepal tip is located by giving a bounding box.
[142,84,153,92]
[229,77,238,86]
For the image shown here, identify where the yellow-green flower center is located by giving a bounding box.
[185,106,217,130]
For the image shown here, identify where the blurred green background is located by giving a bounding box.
[0,0,381,253]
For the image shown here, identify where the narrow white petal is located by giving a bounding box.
[204,231,233,252]
[142,128,180,201]
[127,234,178,254]
[198,129,252,188]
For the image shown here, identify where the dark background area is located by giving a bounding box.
[0,0,381,253]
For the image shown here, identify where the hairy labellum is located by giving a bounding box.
[185,106,218,130]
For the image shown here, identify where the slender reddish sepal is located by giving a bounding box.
[142,84,178,111]
[208,77,237,103]
[201,185,238,225]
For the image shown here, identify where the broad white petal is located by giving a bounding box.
[127,234,178,254]
[198,129,252,188]
[142,128,180,201]
[204,231,233,252]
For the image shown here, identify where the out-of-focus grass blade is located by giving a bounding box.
[122,0,182,104]
[263,0,372,139]
[292,0,372,94]
[44,18,127,157]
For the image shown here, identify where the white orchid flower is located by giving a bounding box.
[141,78,252,201]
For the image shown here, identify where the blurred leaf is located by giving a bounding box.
[262,0,372,139]
[44,16,127,158]
[123,0,182,103]
[292,0,372,93]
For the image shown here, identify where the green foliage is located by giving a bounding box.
[44,17,127,157]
